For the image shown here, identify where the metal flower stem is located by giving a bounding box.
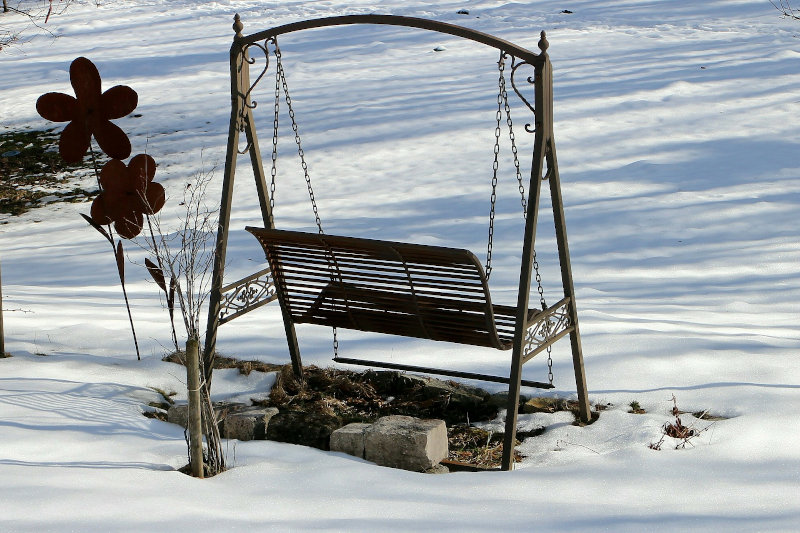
[88,143,141,361]
[116,238,141,361]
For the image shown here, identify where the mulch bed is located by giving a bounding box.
[161,354,587,468]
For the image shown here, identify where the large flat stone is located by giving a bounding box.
[364,415,448,472]
[330,422,371,458]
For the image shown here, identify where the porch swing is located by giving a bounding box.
[204,14,590,471]
[247,40,557,373]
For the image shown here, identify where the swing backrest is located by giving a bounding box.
[247,227,519,349]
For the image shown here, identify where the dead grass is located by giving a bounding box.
[650,395,714,450]
[447,425,520,467]
[256,364,497,426]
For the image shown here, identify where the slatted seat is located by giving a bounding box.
[246,227,538,350]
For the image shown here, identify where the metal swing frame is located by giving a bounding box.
[203,14,590,471]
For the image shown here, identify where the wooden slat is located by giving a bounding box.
[247,227,513,349]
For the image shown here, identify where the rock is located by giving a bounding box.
[266,411,342,450]
[425,464,450,474]
[395,373,492,418]
[489,391,530,409]
[330,422,371,458]
[522,397,567,414]
[222,407,279,441]
[364,415,448,472]
[166,402,251,434]
[167,403,188,427]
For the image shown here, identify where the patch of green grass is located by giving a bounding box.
[629,400,646,414]
[0,128,102,216]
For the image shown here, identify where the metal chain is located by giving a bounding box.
[269,46,281,226]
[274,40,323,235]
[486,52,504,280]
[274,39,337,356]
[503,76,527,218]
[333,328,339,358]
[529,195,552,384]
[497,52,554,384]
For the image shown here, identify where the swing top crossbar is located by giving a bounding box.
[233,14,547,66]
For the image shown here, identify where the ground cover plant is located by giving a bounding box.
[0,128,98,216]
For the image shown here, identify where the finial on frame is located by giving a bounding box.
[233,14,244,37]
[538,31,549,55]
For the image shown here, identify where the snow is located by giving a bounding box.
[1,0,799,530]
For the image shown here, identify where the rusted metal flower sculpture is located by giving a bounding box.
[90,154,165,239]
[36,56,137,163]
[35,56,160,361]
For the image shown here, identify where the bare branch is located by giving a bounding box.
[136,159,219,341]
[1,0,78,52]
[772,0,800,20]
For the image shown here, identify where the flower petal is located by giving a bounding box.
[144,182,165,215]
[101,85,138,119]
[90,195,113,225]
[70,57,102,106]
[128,154,156,184]
[115,210,144,239]
[59,119,91,163]
[93,119,132,160]
[36,92,78,122]
[99,159,128,194]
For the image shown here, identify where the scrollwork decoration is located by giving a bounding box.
[236,38,274,154]
[509,56,537,133]
[218,269,278,324]
[522,299,571,360]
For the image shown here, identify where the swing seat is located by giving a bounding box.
[246,227,540,350]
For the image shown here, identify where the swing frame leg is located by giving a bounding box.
[500,54,590,471]
[204,30,304,382]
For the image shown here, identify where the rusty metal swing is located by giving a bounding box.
[249,45,555,378]
[203,14,591,470]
